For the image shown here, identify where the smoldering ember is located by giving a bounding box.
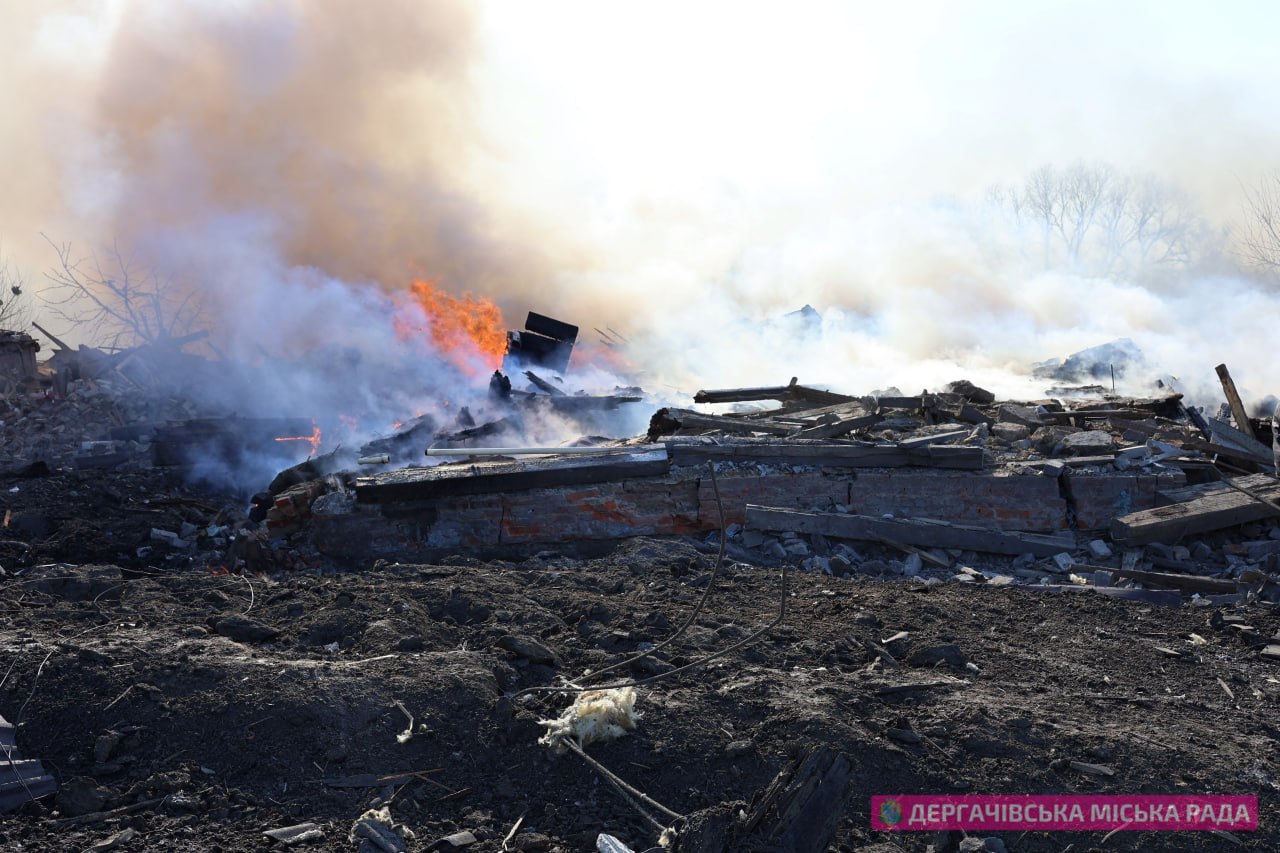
[0,307,1276,853]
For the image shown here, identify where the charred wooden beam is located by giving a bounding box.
[523,370,565,396]
[677,747,852,853]
[354,446,670,503]
[649,408,796,439]
[1113,473,1280,544]
[1184,406,1272,464]
[0,714,55,813]
[746,505,1076,556]
[1101,566,1239,594]
[693,378,854,407]
[791,412,882,439]
[541,394,643,415]
[667,440,985,470]
[433,417,522,448]
[896,429,970,448]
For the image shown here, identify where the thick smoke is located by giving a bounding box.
[4,1,1280,488]
[0,0,616,487]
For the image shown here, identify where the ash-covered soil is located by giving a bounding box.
[0,473,1277,852]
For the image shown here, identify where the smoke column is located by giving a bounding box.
[2,0,1280,448]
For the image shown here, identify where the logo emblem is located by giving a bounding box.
[879,799,903,827]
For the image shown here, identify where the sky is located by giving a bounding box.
[1,0,1280,408]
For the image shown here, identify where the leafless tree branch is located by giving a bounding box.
[992,162,1206,278]
[39,234,205,347]
[1240,172,1280,275]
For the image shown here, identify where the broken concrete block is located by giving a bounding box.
[1060,430,1115,455]
[803,556,832,574]
[998,404,1046,428]
[945,380,996,404]
[1087,539,1113,560]
[902,553,923,576]
[1245,540,1280,561]
[1114,445,1150,466]
[784,540,810,557]
[991,423,1031,442]
[150,528,180,545]
[1052,552,1076,572]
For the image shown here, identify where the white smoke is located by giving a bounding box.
[3,0,1280,490]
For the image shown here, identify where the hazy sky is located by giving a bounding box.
[471,1,1280,218]
[1,1,1279,404]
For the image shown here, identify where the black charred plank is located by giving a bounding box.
[354,447,670,503]
[666,440,985,470]
[746,506,1076,556]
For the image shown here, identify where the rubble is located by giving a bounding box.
[4,338,1280,851]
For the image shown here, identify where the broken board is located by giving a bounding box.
[354,447,670,503]
[668,441,984,470]
[746,506,1075,556]
[1112,473,1280,545]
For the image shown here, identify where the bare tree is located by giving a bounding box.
[41,235,204,347]
[0,250,33,331]
[992,162,1206,278]
[1240,172,1280,275]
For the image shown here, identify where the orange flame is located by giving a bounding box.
[274,425,322,455]
[395,278,506,374]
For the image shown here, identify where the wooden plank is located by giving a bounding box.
[668,442,985,470]
[0,773,57,813]
[1113,473,1280,545]
[353,447,670,503]
[874,396,924,410]
[791,413,882,439]
[693,381,855,407]
[1037,585,1184,607]
[897,429,970,449]
[1156,472,1274,504]
[1078,564,1239,594]
[769,400,869,421]
[694,385,795,404]
[1216,363,1257,441]
[679,747,851,853]
[1108,417,1160,436]
[746,506,1075,556]
[522,370,565,396]
[1185,406,1272,463]
[0,760,49,782]
[653,408,796,436]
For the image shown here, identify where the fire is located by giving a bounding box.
[274,424,322,456]
[395,278,506,373]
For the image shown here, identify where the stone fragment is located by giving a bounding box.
[1060,430,1114,455]
[496,634,560,666]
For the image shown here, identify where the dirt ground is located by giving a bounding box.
[0,469,1277,852]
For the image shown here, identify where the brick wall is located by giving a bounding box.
[311,466,1180,558]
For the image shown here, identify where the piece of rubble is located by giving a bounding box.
[349,806,414,853]
[213,615,280,644]
[1113,473,1280,545]
[496,634,560,667]
[746,507,1076,558]
[84,828,137,853]
[1060,430,1114,455]
[998,404,1046,428]
[264,822,325,845]
[990,423,1030,442]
